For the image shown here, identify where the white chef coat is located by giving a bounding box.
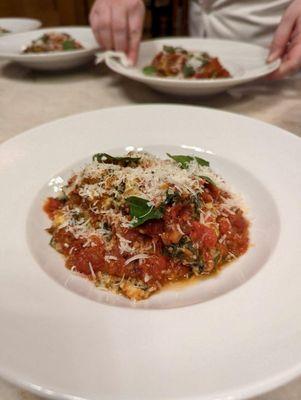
[189,0,291,47]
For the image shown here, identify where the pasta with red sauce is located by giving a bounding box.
[44,152,249,300]
[143,46,231,79]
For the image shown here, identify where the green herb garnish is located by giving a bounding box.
[164,236,201,267]
[126,196,163,227]
[41,34,49,43]
[200,176,215,186]
[162,45,185,54]
[142,65,157,75]
[191,194,202,218]
[93,153,140,168]
[62,40,77,50]
[192,261,205,275]
[163,45,176,54]
[167,153,210,168]
[183,64,195,78]
[164,190,181,206]
[214,251,221,267]
[49,237,58,250]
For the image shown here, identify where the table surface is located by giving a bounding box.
[0,60,300,400]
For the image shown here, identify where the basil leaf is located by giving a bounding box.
[126,196,163,227]
[164,236,200,265]
[200,176,216,186]
[62,40,76,50]
[93,153,140,167]
[163,45,186,54]
[49,237,58,250]
[214,251,221,267]
[167,153,209,168]
[167,153,193,168]
[163,45,176,54]
[41,34,49,43]
[195,156,210,167]
[183,64,195,78]
[164,190,181,205]
[143,65,157,75]
[192,194,202,218]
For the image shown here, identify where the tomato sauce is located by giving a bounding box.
[44,180,249,291]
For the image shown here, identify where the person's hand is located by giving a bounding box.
[89,0,145,64]
[268,0,301,79]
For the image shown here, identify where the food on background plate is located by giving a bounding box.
[143,45,231,79]
[44,152,249,301]
[22,32,84,53]
[0,27,10,35]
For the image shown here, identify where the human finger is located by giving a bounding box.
[268,8,296,62]
[112,4,128,52]
[127,0,145,64]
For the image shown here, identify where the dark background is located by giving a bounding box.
[0,0,189,38]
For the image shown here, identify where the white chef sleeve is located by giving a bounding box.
[189,0,291,47]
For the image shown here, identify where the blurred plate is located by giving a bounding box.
[0,105,300,400]
[0,26,99,71]
[0,18,41,35]
[106,37,280,96]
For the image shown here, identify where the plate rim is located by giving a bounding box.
[0,17,42,31]
[1,103,299,148]
[0,361,300,400]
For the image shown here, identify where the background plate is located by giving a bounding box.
[0,18,41,34]
[0,26,99,70]
[106,38,280,96]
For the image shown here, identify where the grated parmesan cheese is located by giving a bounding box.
[51,151,247,268]
[105,255,118,262]
[45,151,250,302]
[88,262,96,280]
[125,254,150,266]
[116,233,135,254]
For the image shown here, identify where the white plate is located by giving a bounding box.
[0,26,99,71]
[106,38,280,96]
[0,105,300,400]
[0,18,41,34]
